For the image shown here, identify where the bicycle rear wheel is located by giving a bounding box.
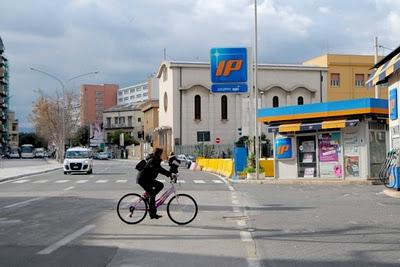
[167,193,198,225]
[117,193,148,224]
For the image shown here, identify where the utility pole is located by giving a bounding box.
[254,0,260,180]
[374,36,379,99]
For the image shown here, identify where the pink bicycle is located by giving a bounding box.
[117,176,198,225]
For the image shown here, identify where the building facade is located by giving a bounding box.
[80,84,118,126]
[139,100,159,156]
[304,54,388,101]
[117,77,159,105]
[102,104,144,144]
[0,36,9,152]
[7,111,18,148]
[155,61,327,156]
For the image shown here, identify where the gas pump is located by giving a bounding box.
[384,87,400,191]
[379,149,400,190]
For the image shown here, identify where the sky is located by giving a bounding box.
[1,0,399,131]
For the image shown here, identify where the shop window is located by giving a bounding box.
[221,95,228,120]
[273,96,279,108]
[298,96,304,105]
[195,95,201,120]
[197,131,210,142]
[355,74,365,87]
[331,73,340,87]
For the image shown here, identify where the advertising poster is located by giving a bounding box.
[345,156,360,177]
[90,122,104,146]
[318,133,341,177]
[390,88,398,121]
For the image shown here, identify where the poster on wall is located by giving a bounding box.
[304,167,315,178]
[318,133,342,177]
[345,156,360,177]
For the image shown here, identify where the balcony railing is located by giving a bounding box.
[104,123,134,129]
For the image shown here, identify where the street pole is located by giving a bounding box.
[30,68,98,162]
[254,0,260,179]
[374,37,379,99]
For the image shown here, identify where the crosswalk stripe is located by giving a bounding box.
[193,180,206,184]
[12,180,30,184]
[116,180,127,183]
[55,180,70,183]
[33,180,48,184]
[95,180,108,183]
[76,180,88,184]
[177,180,186,183]
[212,180,223,184]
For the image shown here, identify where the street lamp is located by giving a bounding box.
[254,0,260,179]
[30,67,99,162]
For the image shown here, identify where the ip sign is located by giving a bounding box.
[215,137,221,144]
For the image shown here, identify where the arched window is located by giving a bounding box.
[272,96,279,108]
[298,96,304,105]
[221,95,228,120]
[194,95,201,120]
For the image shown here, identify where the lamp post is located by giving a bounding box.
[254,0,260,179]
[30,67,99,162]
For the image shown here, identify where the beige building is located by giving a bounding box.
[155,61,327,155]
[102,104,144,144]
[7,111,18,148]
[304,54,388,101]
[139,100,159,156]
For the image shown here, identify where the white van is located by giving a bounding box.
[63,147,93,175]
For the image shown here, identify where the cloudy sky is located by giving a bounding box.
[1,0,399,131]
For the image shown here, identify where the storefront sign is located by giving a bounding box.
[275,138,292,159]
[390,88,398,120]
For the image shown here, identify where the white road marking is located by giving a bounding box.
[228,185,235,191]
[232,199,240,205]
[33,180,48,184]
[64,186,74,191]
[4,197,45,209]
[193,180,206,184]
[76,180,88,184]
[37,224,96,255]
[116,180,127,183]
[95,179,108,183]
[212,180,223,184]
[12,179,30,184]
[240,231,252,242]
[237,220,247,227]
[0,218,21,224]
[55,180,70,184]
[177,180,186,183]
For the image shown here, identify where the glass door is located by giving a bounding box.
[297,135,317,178]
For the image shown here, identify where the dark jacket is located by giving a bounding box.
[136,153,171,184]
[168,155,181,174]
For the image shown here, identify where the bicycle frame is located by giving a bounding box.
[137,180,177,210]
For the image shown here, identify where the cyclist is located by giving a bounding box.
[136,147,173,219]
[168,152,181,174]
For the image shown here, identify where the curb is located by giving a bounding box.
[0,166,62,183]
[383,188,400,198]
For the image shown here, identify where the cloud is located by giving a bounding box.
[1,0,399,130]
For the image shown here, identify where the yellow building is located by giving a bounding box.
[304,54,387,101]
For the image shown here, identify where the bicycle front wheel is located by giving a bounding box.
[117,193,148,224]
[167,193,198,225]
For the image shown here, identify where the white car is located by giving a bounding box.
[63,147,93,175]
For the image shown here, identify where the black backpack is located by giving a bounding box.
[135,159,147,171]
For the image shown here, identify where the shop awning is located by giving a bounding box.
[367,53,400,86]
[268,119,359,133]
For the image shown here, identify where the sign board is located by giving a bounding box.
[390,88,398,121]
[275,137,293,159]
[210,47,250,93]
[215,137,221,144]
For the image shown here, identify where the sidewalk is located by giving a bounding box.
[0,160,62,182]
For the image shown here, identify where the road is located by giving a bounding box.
[0,160,399,266]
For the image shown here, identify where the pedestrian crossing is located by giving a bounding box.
[8,178,225,185]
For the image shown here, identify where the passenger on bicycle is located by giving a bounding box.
[136,148,173,219]
[168,152,181,174]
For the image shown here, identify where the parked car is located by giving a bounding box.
[176,154,194,168]
[97,152,109,160]
[34,148,45,158]
[63,147,93,175]
[9,148,20,159]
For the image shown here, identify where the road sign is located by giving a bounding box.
[211,83,248,93]
[216,137,221,144]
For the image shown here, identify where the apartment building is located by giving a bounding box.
[0,36,9,151]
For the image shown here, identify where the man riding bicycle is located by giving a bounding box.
[136,148,175,219]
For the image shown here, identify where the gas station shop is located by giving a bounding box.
[258,98,388,180]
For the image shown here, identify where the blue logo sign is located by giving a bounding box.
[211,83,248,93]
[275,138,292,159]
[210,48,248,86]
[390,88,398,121]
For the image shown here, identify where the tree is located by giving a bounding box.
[108,130,139,147]
[72,125,89,146]
[30,89,78,162]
